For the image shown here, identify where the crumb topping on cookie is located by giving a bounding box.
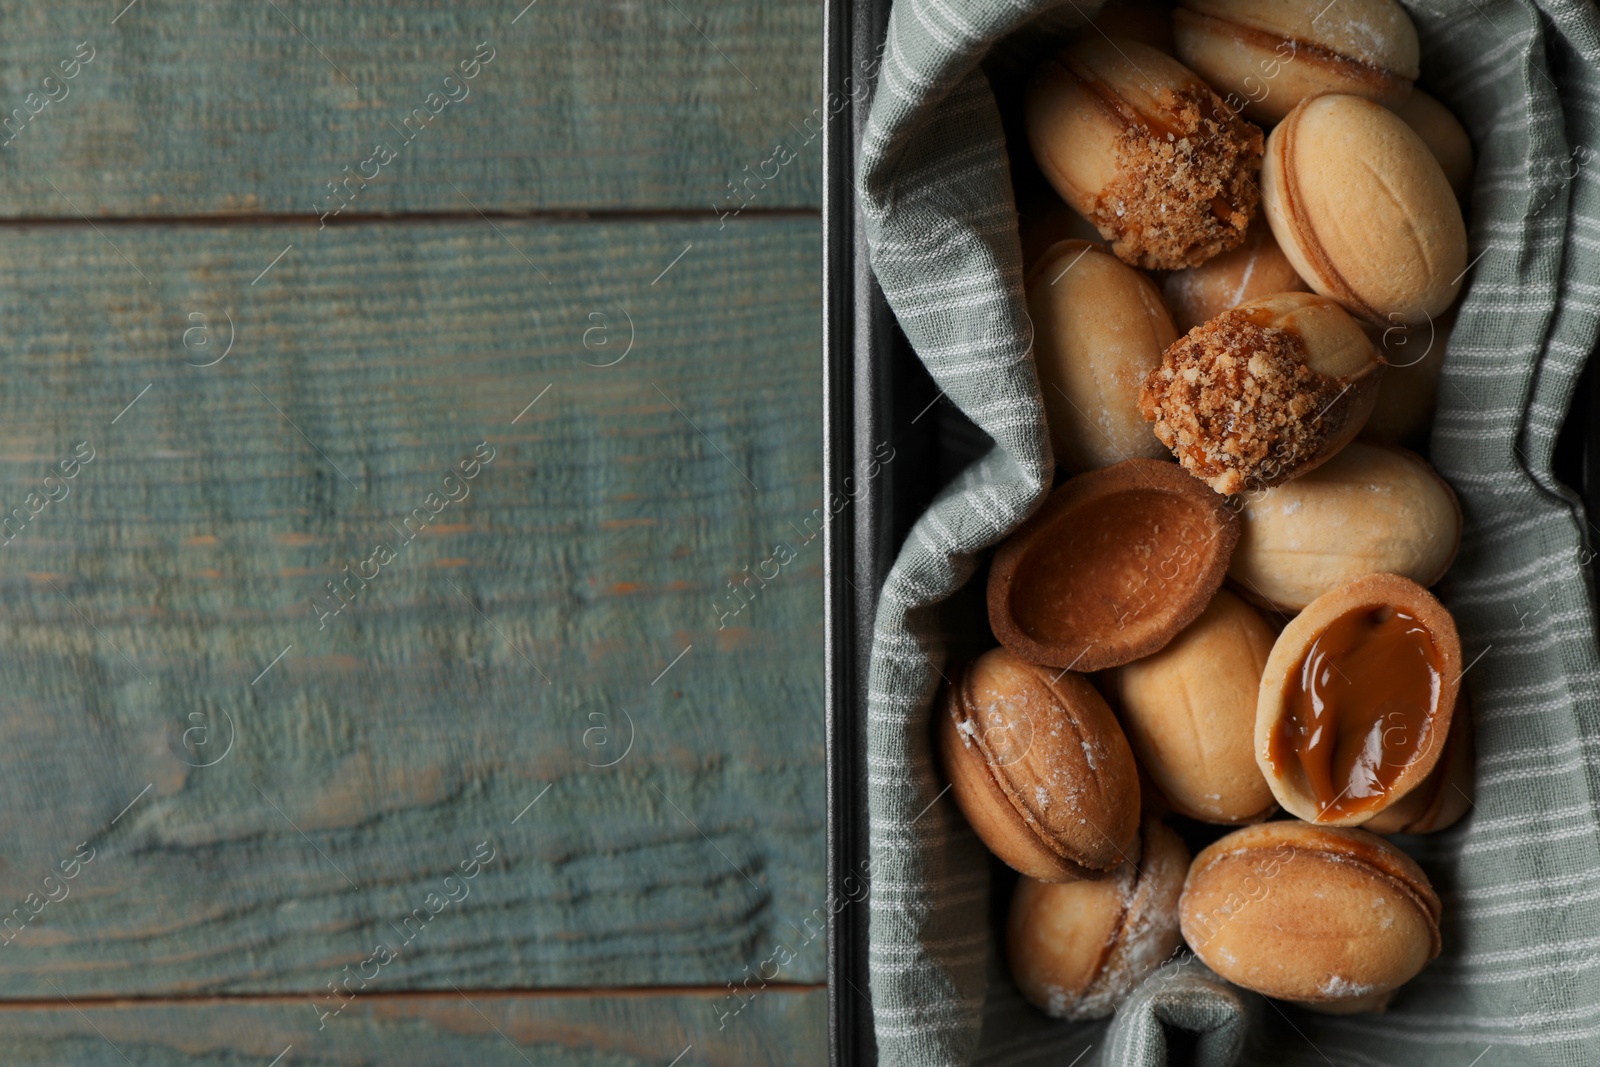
[1094,88,1262,271]
[1140,309,1344,495]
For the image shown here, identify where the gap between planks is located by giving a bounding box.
[0,207,822,229]
[0,983,827,1011]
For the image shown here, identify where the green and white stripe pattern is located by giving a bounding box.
[858,1,1600,1063]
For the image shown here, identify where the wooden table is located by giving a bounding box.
[0,2,825,1062]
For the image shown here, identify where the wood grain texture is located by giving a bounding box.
[0,0,823,216]
[0,987,826,1065]
[0,217,827,996]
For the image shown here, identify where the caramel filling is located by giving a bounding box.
[1268,605,1442,819]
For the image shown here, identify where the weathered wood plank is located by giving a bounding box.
[0,987,826,1065]
[0,0,823,216]
[0,217,827,995]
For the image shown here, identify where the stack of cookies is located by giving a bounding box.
[937,0,1476,1019]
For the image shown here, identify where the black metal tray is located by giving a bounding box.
[821,4,1599,1064]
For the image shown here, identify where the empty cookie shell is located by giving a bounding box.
[988,459,1239,671]
[1180,821,1441,1010]
[1255,573,1462,826]
[1007,818,1188,1020]
[935,647,1141,881]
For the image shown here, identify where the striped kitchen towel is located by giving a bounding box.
[856,1,1600,1064]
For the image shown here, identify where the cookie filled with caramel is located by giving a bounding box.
[1262,94,1467,325]
[1110,589,1278,824]
[1025,37,1262,270]
[1363,704,1474,836]
[1255,573,1462,826]
[1140,292,1382,495]
[935,647,1142,882]
[1172,0,1421,124]
[1229,442,1461,612]
[1007,818,1188,1020]
[1180,821,1441,1011]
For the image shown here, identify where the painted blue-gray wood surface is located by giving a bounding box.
[0,0,823,216]
[0,217,826,995]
